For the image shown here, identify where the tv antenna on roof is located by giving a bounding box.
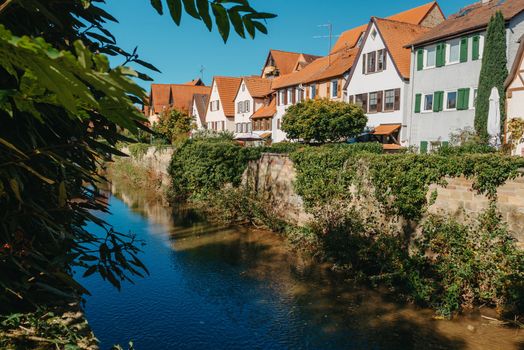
[199,65,206,81]
[313,23,341,65]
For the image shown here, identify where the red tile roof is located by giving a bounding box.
[374,18,431,78]
[265,50,322,76]
[191,93,210,125]
[243,77,273,98]
[149,84,211,115]
[332,1,440,53]
[251,98,276,119]
[184,78,205,86]
[214,76,242,117]
[409,0,524,47]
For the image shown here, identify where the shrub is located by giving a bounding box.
[281,99,367,143]
[153,109,194,144]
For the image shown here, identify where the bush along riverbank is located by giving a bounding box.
[166,136,524,321]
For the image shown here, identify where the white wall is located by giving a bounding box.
[191,101,204,130]
[346,23,408,143]
[272,87,298,143]
[234,80,254,133]
[205,81,235,132]
[507,49,524,156]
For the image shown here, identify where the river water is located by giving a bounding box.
[81,182,523,350]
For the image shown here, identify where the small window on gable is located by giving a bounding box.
[371,29,377,40]
[357,33,364,47]
[242,84,246,92]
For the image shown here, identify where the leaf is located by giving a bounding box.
[83,265,98,278]
[167,0,183,25]
[211,3,230,43]
[58,181,67,207]
[227,8,245,38]
[243,16,255,39]
[182,0,200,19]
[9,179,22,203]
[197,0,212,31]
[252,20,267,34]
[134,59,161,73]
[150,0,163,14]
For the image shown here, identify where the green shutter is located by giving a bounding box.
[415,93,422,113]
[417,49,424,71]
[460,37,468,62]
[420,141,428,154]
[436,43,445,67]
[457,89,464,110]
[434,91,444,112]
[462,88,470,110]
[472,35,480,60]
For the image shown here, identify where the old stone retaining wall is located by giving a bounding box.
[245,154,524,246]
[121,146,174,188]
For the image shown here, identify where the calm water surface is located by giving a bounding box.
[81,182,524,350]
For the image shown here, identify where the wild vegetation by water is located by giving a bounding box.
[167,136,524,319]
[0,0,275,348]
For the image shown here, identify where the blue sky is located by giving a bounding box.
[102,0,475,90]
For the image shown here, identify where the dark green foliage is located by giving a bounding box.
[281,99,368,143]
[0,0,274,316]
[475,11,508,141]
[168,138,263,201]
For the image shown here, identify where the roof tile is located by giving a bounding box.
[214,76,242,117]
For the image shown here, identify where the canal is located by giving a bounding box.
[80,182,523,350]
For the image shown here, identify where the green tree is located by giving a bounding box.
[475,11,508,142]
[0,0,275,314]
[281,99,367,143]
[154,109,195,144]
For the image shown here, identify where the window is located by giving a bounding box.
[367,52,376,73]
[371,29,377,39]
[448,39,460,64]
[446,91,457,110]
[331,80,338,98]
[311,84,317,98]
[426,46,436,68]
[287,89,293,104]
[242,84,246,92]
[279,90,285,106]
[423,94,433,112]
[384,89,395,111]
[377,50,384,71]
[297,89,304,102]
[355,94,364,108]
[369,92,378,112]
[210,100,220,111]
[244,100,250,113]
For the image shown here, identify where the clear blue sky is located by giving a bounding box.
[102,0,475,90]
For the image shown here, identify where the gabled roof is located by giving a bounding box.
[251,98,277,119]
[184,78,205,86]
[213,76,242,117]
[332,1,442,53]
[272,47,358,89]
[191,93,210,125]
[264,50,322,76]
[409,0,524,47]
[243,76,273,98]
[506,34,524,88]
[374,18,431,79]
[149,84,210,115]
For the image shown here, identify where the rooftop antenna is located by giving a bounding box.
[313,23,340,65]
[199,65,206,82]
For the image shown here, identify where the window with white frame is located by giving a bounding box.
[426,46,436,68]
[423,94,433,112]
[242,84,246,92]
[446,91,457,110]
[331,80,338,98]
[287,89,293,104]
[311,84,317,98]
[447,39,460,64]
[210,100,220,111]
[244,100,250,113]
[369,92,378,112]
[384,89,395,111]
[279,90,285,106]
[297,88,303,102]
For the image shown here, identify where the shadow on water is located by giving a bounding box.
[82,181,523,350]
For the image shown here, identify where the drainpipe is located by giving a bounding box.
[408,45,416,148]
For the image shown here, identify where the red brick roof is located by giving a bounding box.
[374,18,431,78]
[265,50,322,76]
[409,0,524,47]
[149,84,211,115]
[243,77,273,98]
[251,98,276,119]
[332,1,440,53]
[214,76,242,117]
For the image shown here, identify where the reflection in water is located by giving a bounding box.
[81,181,524,350]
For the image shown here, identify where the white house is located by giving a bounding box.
[406,0,524,153]
[233,77,272,136]
[345,18,431,148]
[506,34,524,155]
[205,76,242,133]
[190,93,209,131]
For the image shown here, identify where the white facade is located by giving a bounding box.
[191,99,204,131]
[272,87,305,143]
[407,12,524,151]
[345,22,408,144]
[205,80,235,132]
[234,81,254,134]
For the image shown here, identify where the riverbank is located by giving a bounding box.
[82,177,524,349]
[112,139,524,321]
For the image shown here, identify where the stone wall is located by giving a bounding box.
[121,146,174,188]
[244,154,524,246]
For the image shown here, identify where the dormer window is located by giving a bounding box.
[371,29,377,40]
[356,33,364,47]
